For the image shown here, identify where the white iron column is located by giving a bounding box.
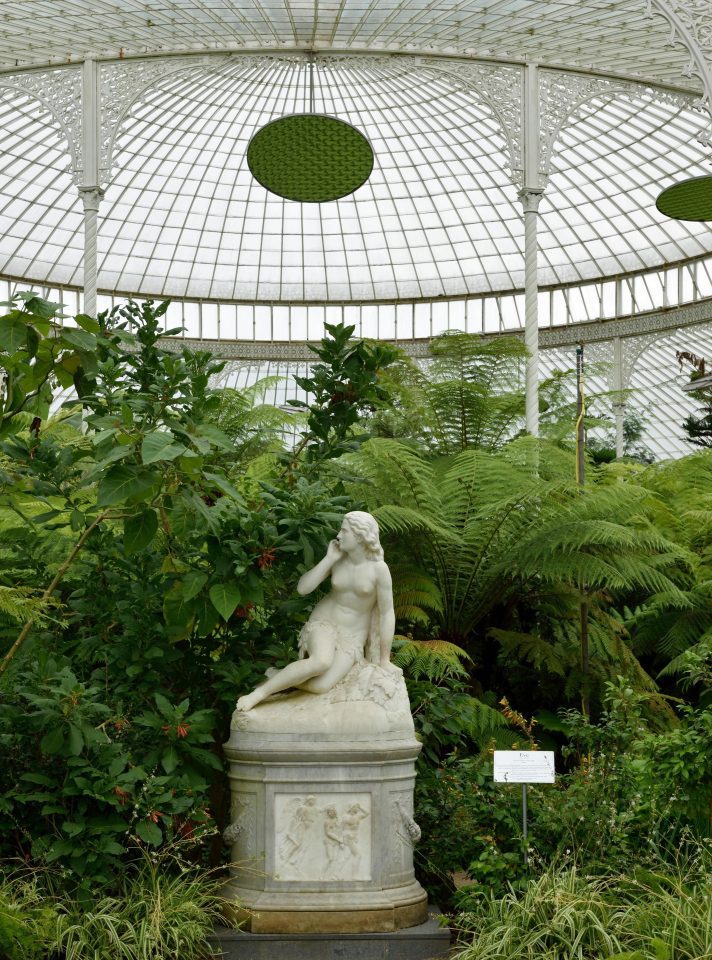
[612,336,625,458]
[519,63,544,437]
[80,59,104,317]
[520,188,543,435]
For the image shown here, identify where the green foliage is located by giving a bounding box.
[424,332,527,453]
[0,655,217,890]
[415,752,528,906]
[54,850,232,960]
[0,849,237,960]
[452,855,712,960]
[0,296,345,890]
[0,875,58,960]
[3,299,712,920]
[0,295,102,438]
[349,435,685,711]
[678,363,712,448]
[290,321,401,463]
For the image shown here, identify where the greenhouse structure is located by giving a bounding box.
[4,4,712,960]
[1,0,712,456]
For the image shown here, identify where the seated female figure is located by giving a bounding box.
[236,511,394,712]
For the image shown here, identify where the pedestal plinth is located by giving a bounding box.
[223,663,428,934]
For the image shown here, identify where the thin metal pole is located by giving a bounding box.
[522,784,528,865]
[576,344,589,718]
[575,345,585,487]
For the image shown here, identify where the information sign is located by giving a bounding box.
[493,751,555,784]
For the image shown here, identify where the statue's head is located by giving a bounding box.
[342,511,383,561]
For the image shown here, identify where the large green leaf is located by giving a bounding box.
[74,313,101,333]
[40,727,65,755]
[17,294,61,320]
[59,327,98,351]
[124,508,159,554]
[182,570,208,601]
[209,582,241,621]
[97,464,161,507]
[163,584,197,636]
[141,429,187,464]
[67,725,84,757]
[0,314,28,354]
[136,820,163,846]
[193,423,234,452]
[161,745,179,774]
[204,471,242,500]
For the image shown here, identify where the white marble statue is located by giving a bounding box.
[236,511,396,713]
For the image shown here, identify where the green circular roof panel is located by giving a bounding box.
[656,176,712,222]
[247,113,374,202]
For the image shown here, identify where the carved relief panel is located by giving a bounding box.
[274,793,372,882]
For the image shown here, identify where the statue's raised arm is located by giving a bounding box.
[236,511,396,713]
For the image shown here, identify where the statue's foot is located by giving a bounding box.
[236,690,264,712]
[381,660,402,674]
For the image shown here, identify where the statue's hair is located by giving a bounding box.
[343,511,384,561]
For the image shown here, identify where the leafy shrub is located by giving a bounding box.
[0,654,218,891]
[0,874,58,960]
[55,849,231,960]
[452,851,712,960]
[415,752,527,907]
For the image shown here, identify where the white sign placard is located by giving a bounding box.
[493,751,555,784]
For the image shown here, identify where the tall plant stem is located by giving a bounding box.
[0,510,110,677]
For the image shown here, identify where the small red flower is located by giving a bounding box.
[161,724,172,734]
[233,601,255,619]
[176,723,190,738]
[258,548,276,570]
[174,817,195,839]
[113,786,130,806]
[148,810,162,824]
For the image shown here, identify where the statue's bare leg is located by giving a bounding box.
[301,648,354,693]
[236,632,335,711]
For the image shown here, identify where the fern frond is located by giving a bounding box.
[489,628,567,676]
[391,566,444,622]
[393,636,471,680]
[0,586,54,624]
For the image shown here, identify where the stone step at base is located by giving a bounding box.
[208,909,453,960]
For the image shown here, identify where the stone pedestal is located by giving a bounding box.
[223,662,428,934]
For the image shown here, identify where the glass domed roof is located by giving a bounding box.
[0,0,702,91]
[0,55,711,305]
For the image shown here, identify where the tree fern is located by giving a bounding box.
[347,435,687,706]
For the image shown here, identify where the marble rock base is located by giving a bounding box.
[224,671,428,934]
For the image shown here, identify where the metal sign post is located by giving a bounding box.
[493,751,555,866]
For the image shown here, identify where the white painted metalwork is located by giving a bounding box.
[0,3,710,455]
[0,55,709,307]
